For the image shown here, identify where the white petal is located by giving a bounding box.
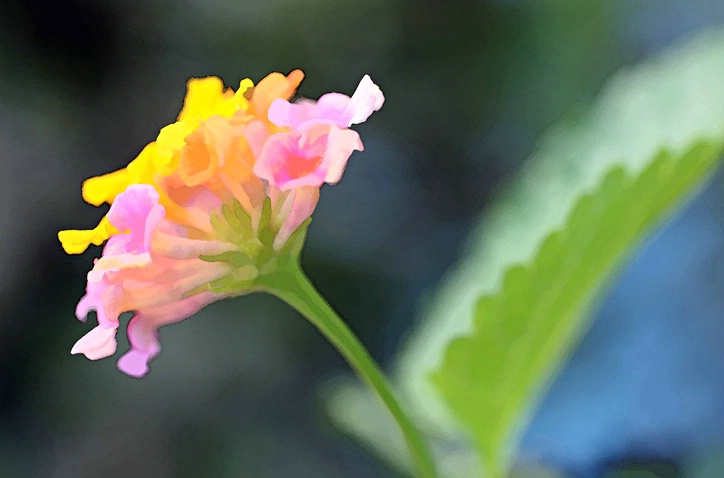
[71,325,118,360]
[346,75,385,125]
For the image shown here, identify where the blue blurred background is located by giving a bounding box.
[0,1,722,477]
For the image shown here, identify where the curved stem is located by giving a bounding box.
[266,262,439,478]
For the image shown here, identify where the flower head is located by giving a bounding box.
[60,71,384,377]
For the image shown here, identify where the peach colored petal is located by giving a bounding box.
[178,115,245,187]
[244,119,270,159]
[151,233,236,260]
[321,127,363,184]
[250,70,305,119]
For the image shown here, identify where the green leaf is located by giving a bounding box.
[396,29,724,433]
[430,142,723,476]
[323,26,724,477]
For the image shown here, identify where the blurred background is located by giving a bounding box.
[0,0,722,477]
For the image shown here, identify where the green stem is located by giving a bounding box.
[482,448,506,478]
[265,262,439,478]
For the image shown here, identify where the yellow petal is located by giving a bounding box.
[156,119,199,172]
[178,77,229,121]
[81,76,257,209]
[232,78,254,110]
[58,216,119,255]
[178,77,251,121]
[127,142,162,183]
[81,143,160,206]
[81,168,129,207]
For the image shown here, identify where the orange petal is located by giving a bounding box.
[250,70,305,118]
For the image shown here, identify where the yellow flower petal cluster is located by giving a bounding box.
[59,76,263,254]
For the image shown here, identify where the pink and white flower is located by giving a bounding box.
[61,71,384,377]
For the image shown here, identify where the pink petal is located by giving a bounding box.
[117,350,154,378]
[273,186,320,250]
[107,185,165,254]
[267,75,383,129]
[71,325,118,360]
[254,132,327,190]
[268,99,316,129]
[75,279,122,328]
[117,292,218,378]
[308,93,353,126]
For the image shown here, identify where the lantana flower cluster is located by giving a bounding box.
[59,71,384,377]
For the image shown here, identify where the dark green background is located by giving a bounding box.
[0,1,722,477]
